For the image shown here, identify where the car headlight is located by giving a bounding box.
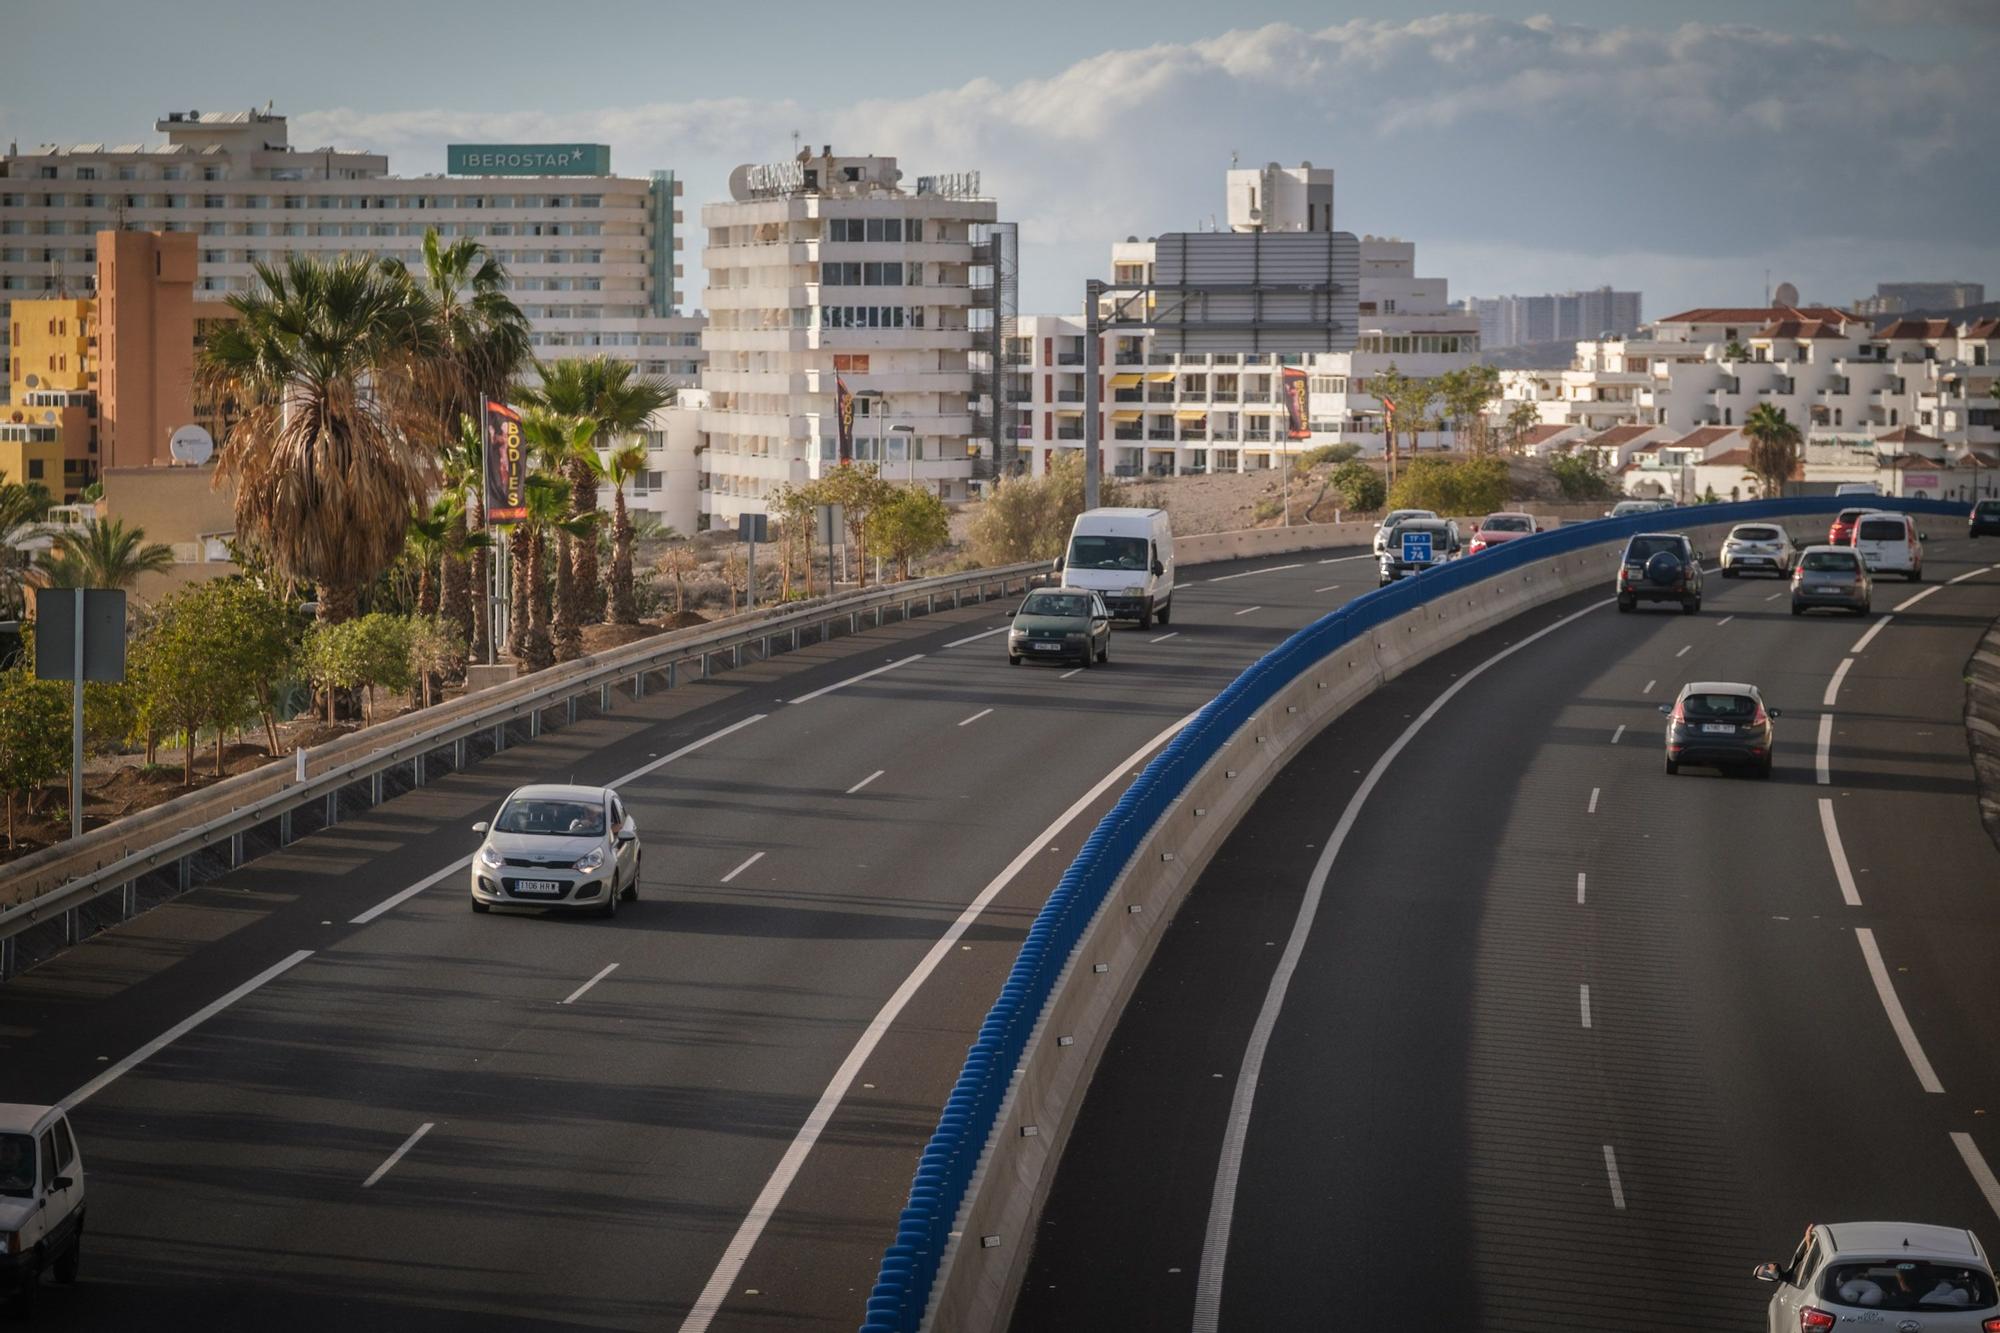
[573,847,606,874]
[479,844,505,870]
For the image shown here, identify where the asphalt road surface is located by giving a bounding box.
[1016,535,2000,1332]
[1,547,1381,1331]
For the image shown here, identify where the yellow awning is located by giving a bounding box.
[1109,373,1143,389]
[1146,371,1177,383]
[1111,409,1142,422]
[1175,409,1208,422]
[1055,406,1084,416]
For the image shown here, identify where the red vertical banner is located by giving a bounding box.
[484,400,527,523]
[1282,367,1310,440]
[836,375,855,465]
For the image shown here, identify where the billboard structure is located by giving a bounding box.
[484,400,528,524]
[1082,230,1359,507]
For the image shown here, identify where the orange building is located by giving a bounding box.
[97,230,201,470]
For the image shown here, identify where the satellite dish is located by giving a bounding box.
[1773,281,1799,307]
[42,410,56,424]
[726,164,751,201]
[23,373,38,389]
[169,423,215,466]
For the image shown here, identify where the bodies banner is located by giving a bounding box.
[835,376,856,465]
[1282,367,1310,440]
[484,400,528,523]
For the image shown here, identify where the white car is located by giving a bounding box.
[0,1103,85,1314]
[1848,510,1926,582]
[1720,522,1799,578]
[1756,1221,1998,1331]
[470,784,642,917]
[1373,509,1438,556]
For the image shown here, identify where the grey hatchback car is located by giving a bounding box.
[1790,545,1873,616]
[470,784,641,916]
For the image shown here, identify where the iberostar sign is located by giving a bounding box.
[447,144,612,176]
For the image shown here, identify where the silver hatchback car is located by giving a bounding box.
[1790,544,1873,616]
[470,784,641,917]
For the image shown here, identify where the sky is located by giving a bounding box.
[7,0,1997,320]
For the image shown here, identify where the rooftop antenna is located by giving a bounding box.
[1230,149,1239,168]
[791,129,801,157]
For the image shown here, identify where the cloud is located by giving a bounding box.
[292,13,1993,316]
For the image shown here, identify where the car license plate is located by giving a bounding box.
[1700,724,1735,734]
[513,879,562,895]
[1035,641,1061,652]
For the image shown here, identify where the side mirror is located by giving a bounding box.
[1919,532,1929,541]
[1752,1263,1781,1284]
[51,1175,73,1192]
[1052,555,1065,572]
[616,822,637,844]
[1151,559,1165,576]
[1657,704,1672,715]
[472,821,490,834]
[1767,707,1783,718]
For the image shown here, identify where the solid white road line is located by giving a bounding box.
[1233,605,1263,616]
[788,655,924,705]
[1643,679,1657,694]
[676,712,1199,1333]
[1816,714,1834,786]
[1206,563,1303,583]
[1893,585,1942,613]
[1611,725,1625,745]
[1192,593,1617,1331]
[1602,1144,1627,1210]
[1675,645,1691,658]
[363,1122,435,1188]
[957,707,994,727]
[1823,657,1854,708]
[845,770,884,795]
[349,713,771,926]
[1819,799,1861,907]
[1150,631,1181,643]
[1852,616,1892,653]
[560,963,618,1006]
[1948,564,2000,585]
[719,851,765,884]
[63,948,315,1111]
[1952,1133,2000,1224]
[943,625,1010,648]
[1579,984,1593,1029]
[1587,788,1599,814]
[1856,927,1945,1094]
[1318,553,1375,564]
[1576,872,1587,905]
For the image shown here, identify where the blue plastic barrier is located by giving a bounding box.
[855,496,1966,1332]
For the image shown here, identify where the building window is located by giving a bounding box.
[27,459,43,479]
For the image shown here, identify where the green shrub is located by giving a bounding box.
[1549,450,1618,501]
[1330,460,1386,512]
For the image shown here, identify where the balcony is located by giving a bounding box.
[1055,351,1085,366]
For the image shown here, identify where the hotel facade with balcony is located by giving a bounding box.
[696,150,997,525]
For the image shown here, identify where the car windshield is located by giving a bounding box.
[1483,516,1531,532]
[1682,693,1757,720]
[1731,526,1780,542]
[1821,1260,1997,1311]
[1857,519,1906,540]
[1021,592,1092,618]
[494,798,605,837]
[1625,536,1684,561]
[0,1133,33,1197]
[1068,534,1149,570]
[1801,551,1860,572]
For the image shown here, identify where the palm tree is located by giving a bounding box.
[404,506,450,617]
[437,417,484,652]
[33,517,174,591]
[604,442,649,624]
[516,473,575,672]
[520,409,600,661]
[0,472,54,618]
[1743,402,1803,500]
[516,358,674,625]
[412,232,531,662]
[197,254,435,623]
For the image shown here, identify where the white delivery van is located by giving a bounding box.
[1834,482,1881,497]
[1848,509,1925,581]
[1057,507,1175,628]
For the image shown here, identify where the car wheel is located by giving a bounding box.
[7,1256,37,1313]
[1008,654,1020,666]
[1909,567,1922,582]
[1722,567,1737,579]
[53,1223,80,1284]
[598,881,618,919]
[1756,758,1773,781]
[1616,595,1634,612]
[1665,758,1679,775]
[1097,643,1109,664]
[1079,649,1093,669]
[471,897,490,913]
[1138,608,1154,630]
[622,854,640,902]
[1681,597,1698,615]
[1156,603,1171,626]
[1790,603,1803,616]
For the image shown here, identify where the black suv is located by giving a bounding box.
[1616,532,1703,614]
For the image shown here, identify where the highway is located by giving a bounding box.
[1016,535,2000,1331]
[1,545,1379,1331]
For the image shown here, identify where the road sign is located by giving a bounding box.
[737,513,769,543]
[815,504,845,548]
[33,587,126,682]
[1400,530,1433,564]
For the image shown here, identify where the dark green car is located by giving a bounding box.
[1008,590,1113,668]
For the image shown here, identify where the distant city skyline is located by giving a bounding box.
[6,1,1996,316]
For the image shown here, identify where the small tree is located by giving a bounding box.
[866,486,951,580]
[350,613,415,722]
[967,453,1124,566]
[655,542,700,617]
[406,616,468,708]
[1330,460,1387,512]
[817,464,893,587]
[768,480,826,599]
[1549,449,1618,501]
[721,549,748,612]
[0,663,68,846]
[300,619,369,727]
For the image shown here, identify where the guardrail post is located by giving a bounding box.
[733,642,744,669]
[279,810,292,845]
[230,832,243,867]
[952,586,962,609]
[63,908,76,945]
[699,653,710,680]
[850,612,860,634]
[326,791,338,828]
[761,635,771,660]
[0,935,12,981]
[666,661,678,689]
[122,881,136,918]
[567,695,579,725]
[368,772,383,805]
[790,627,800,651]
[633,671,644,699]
[599,683,612,714]
[455,736,467,769]
[494,723,506,753]
[927,593,937,615]
[178,854,192,892]
[531,709,542,739]
[414,753,425,787]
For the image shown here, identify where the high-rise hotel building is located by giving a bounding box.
[1,108,704,395]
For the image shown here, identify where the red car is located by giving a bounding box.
[1466,511,1541,554]
[1827,507,1871,546]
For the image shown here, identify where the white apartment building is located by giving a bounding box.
[697,148,996,525]
[1013,162,1478,477]
[1499,305,2000,499]
[0,108,704,386]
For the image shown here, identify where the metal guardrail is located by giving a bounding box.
[856,496,1971,1332]
[0,559,1047,979]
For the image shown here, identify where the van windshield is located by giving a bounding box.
[1857,519,1906,541]
[1069,535,1149,571]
